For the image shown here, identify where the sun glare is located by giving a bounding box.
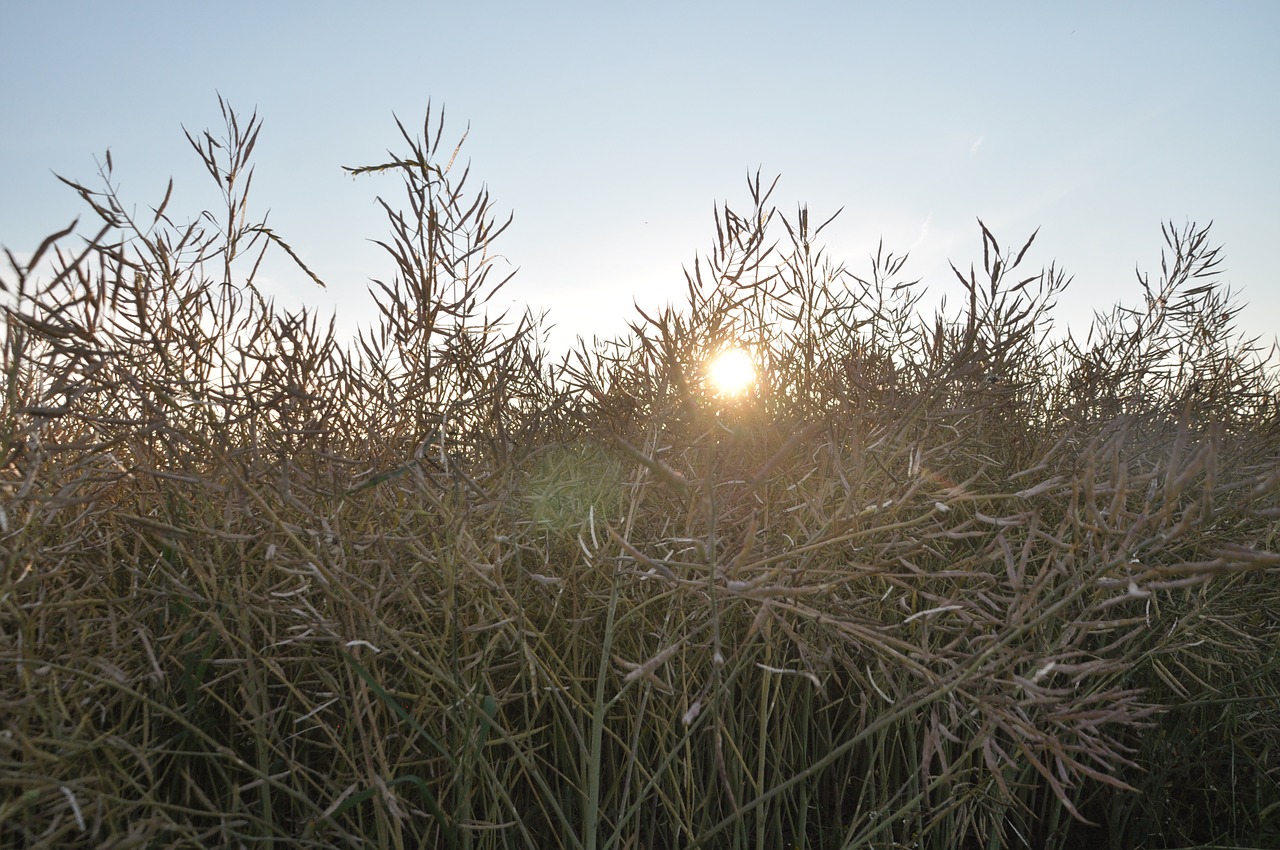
[707,347,756,397]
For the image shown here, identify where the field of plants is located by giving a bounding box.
[3,101,1278,849]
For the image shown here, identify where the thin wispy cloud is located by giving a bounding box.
[913,212,933,252]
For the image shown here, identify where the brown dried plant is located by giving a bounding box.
[2,101,1277,850]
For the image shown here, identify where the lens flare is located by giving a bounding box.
[707,347,755,397]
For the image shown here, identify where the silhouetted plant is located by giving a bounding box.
[2,99,1277,850]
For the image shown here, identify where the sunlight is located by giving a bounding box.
[706,347,756,397]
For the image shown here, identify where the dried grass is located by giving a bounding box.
[2,100,1278,849]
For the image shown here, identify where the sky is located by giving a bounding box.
[2,1,1278,359]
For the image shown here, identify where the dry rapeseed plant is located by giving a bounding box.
[1,99,1278,850]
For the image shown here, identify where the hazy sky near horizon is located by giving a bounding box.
[3,1,1277,357]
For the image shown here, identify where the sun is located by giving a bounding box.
[706,347,756,397]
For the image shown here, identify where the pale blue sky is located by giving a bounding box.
[3,1,1277,356]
